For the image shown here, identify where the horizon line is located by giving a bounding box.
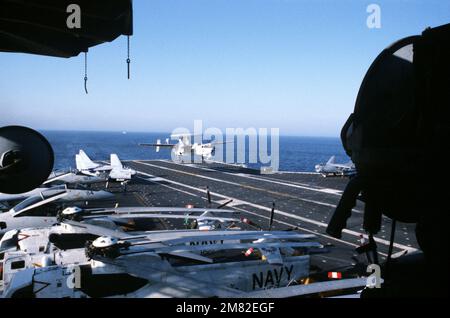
[38,128,340,139]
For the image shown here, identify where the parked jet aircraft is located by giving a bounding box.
[44,170,107,186]
[75,150,112,176]
[1,226,322,298]
[0,185,112,208]
[58,206,244,232]
[108,154,136,182]
[315,156,356,177]
[140,133,229,161]
[76,150,136,183]
[0,186,114,235]
[0,207,378,298]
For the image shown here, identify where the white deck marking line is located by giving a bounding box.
[134,166,417,253]
[163,160,344,196]
[162,161,369,216]
[204,160,321,175]
[136,176,201,199]
[144,177,165,182]
[274,171,319,175]
[391,250,408,259]
[233,173,343,195]
[237,174,345,196]
[235,173,342,195]
[161,161,363,215]
[136,161,350,212]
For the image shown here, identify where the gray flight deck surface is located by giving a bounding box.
[97,159,419,277]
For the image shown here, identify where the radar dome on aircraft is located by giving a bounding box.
[0,126,54,194]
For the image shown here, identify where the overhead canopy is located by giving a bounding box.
[0,0,133,58]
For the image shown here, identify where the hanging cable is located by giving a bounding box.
[84,51,88,94]
[126,35,131,79]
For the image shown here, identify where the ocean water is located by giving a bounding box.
[40,131,350,172]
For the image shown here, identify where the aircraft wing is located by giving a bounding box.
[112,232,319,249]
[84,207,239,215]
[326,156,336,165]
[93,254,244,297]
[62,220,129,238]
[84,214,241,223]
[243,278,371,298]
[78,229,317,247]
[139,143,175,147]
[44,173,106,186]
[170,133,201,139]
[164,251,214,264]
[43,172,73,185]
[161,231,317,246]
[210,141,234,145]
[332,163,354,169]
[143,241,322,255]
[109,169,132,181]
[93,166,113,172]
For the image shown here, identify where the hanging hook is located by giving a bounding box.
[84,51,88,94]
[127,35,131,79]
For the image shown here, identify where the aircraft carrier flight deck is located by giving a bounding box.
[97,159,419,276]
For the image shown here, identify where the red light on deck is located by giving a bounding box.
[245,247,254,257]
[327,272,342,279]
[241,218,255,225]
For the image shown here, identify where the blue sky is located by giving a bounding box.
[1,0,449,136]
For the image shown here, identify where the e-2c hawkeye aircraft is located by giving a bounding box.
[139,133,230,162]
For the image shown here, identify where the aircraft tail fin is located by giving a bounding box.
[156,139,161,152]
[326,156,336,165]
[75,154,84,171]
[110,154,123,169]
[77,150,100,170]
